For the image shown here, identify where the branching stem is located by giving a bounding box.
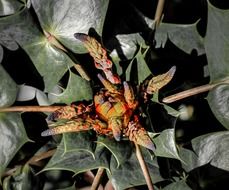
[135,143,154,190]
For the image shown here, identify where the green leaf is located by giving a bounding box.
[191,131,229,171]
[31,0,109,53]
[204,2,229,129]
[0,31,19,51]
[0,0,25,16]
[207,84,229,129]
[0,7,73,92]
[162,180,191,190]
[0,65,18,107]
[42,142,109,175]
[109,149,163,190]
[2,164,43,190]
[97,136,133,167]
[110,33,147,61]
[155,21,204,55]
[126,46,151,84]
[179,147,199,172]
[0,113,29,177]
[50,71,93,104]
[204,1,229,82]
[62,132,95,155]
[153,129,182,161]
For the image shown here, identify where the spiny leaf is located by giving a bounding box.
[204,1,229,129]
[49,71,93,104]
[109,33,147,61]
[155,21,204,55]
[204,1,229,82]
[153,129,182,161]
[62,132,95,155]
[0,7,73,92]
[31,0,109,53]
[41,142,110,175]
[0,113,29,178]
[109,148,163,190]
[191,131,229,172]
[179,147,199,172]
[0,65,18,107]
[97,136,133,167]
[207,84,229,129]
[126,46,151,84]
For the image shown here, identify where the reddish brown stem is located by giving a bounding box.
[91,168,105,190]
[0,106,64,113]
[135,143,154,190]
[162,83,220,104]
[27,149,56,165]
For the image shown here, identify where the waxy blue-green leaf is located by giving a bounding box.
[191,131,229,171]
[62,132,95,156]
[205,1,229,82]
[42,142,109,175]
[179,147,199,172]
[126,46,151,84]
[0,113,29,177]
[207,84,229,129]
[0,7,74,92]
[110,33,147,61]
[0,0,25,16]
[97,136,132,168]
[153,129,182,161]
[49,71,93,105]
[31,0,109,53]
[0,65,17,107]
[155,21,204,55]
[109,149,163,190]
[204,1,229,129]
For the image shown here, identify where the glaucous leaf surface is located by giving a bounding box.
[61,132,95,155]
[0,0,24,16]
[42,142,109,175]
[0,8,73,92]
[31,0,109,53]
[205,2,229,129]
[110,33,147,61]
[126,47,151,84]
[155,21,204,55]
[179,147,199,172]
[207,84,229,129]
[191,131,229,171]
[0,113,29,177]
[153,129,181,161]
[0,65,17,107]
[204,1,229,82]
[49,72,93,104]
[97,136,133,167]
